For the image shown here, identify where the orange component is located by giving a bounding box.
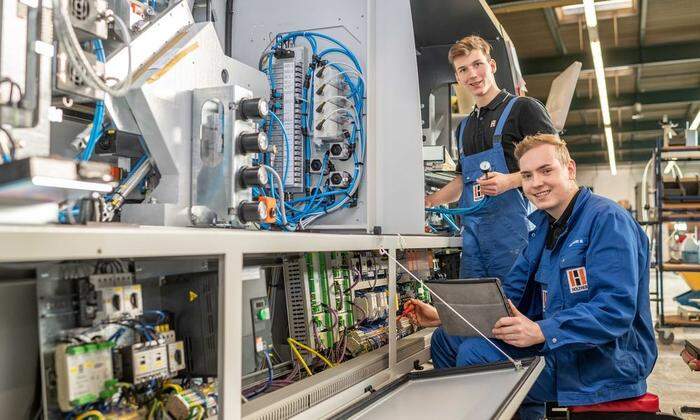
[258,196,277,223]
[110,166,123,182]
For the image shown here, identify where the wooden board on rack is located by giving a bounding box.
[662,262,700,272]
[663,203,700,210]
[663,315,700,327]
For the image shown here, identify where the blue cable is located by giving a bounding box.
[247,349,273,398]
[442,213,461,233]
[79,39,105,161]
[262,32,366,228]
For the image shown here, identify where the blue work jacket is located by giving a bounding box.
[503,187,657,406]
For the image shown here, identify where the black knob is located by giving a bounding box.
[238,200,267,223]
[310,159,323,172]
[240,98,269,120]
[238,166,268,188]
[239,132,269,154]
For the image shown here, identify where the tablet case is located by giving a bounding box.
[426,278,512,337]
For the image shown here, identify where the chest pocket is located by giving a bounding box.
[560,249,590,303]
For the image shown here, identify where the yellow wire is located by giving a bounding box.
[289,337,334,368]
[195,405,205,420]
[76,410,105,420]
[287,338,313,376]
[163,382,184,394]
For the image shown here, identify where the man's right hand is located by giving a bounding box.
[404,299,441,327]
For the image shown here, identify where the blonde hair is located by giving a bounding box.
[514,133,571,168]
[448,35,492,67]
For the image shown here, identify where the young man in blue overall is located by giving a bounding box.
[425,35,556,280]
[409,134,657,419]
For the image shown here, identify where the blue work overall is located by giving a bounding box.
[457,96,529,280]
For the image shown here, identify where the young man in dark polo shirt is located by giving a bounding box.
[425,35,556,282]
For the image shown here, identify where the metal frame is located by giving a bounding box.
[652,142,700,338]
[0,226,459,418]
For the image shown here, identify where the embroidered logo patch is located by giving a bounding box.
[566,267,588,293]
[490,120,496,128]
[473,184,484,202]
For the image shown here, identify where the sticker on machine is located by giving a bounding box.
[566,267,588,293]
[473,184,484,202]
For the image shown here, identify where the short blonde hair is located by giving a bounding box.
[514,133,571,168]
[448,35,492,67]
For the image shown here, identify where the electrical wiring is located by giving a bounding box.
[79,41,106,161]
[315,95,355,113]
[0,126,17,163]
[0,77,23,105]
[75,410,105,420]
[288,337,334,369]
[162,383,183,394]
[315,62,364,81]
[287,338,312,376]
[258,31,366,231]
[315,108,355,130]
[52,0,133,97]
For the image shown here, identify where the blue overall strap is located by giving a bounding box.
[457,116,469,156]
[493,96,519,144]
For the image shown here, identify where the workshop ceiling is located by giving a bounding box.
[486,0,700,165]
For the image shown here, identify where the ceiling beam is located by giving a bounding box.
[487,0,580,14]
[543,7,567,55]
[521,41,700,76]
[565,120,660,136]
[538,87,700,112]
[569,139,656,154]
[575,152,652,165]
[639,0,648,47]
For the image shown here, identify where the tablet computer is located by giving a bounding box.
[426,278,512,337]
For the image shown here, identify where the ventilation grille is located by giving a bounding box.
[283,256,309,345]
[253,357,386,420]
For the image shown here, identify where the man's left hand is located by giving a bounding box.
[492,300,545,348]
[477,172,518,196]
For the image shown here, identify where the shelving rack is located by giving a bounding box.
[653,142,700,343]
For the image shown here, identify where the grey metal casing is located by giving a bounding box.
[231,0,425,234]
[191,85,259,226]
[103,1,269,226]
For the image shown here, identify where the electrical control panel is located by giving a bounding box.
[35,257,220,419]
[238,246,450,407]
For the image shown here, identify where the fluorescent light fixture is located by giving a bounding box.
[691,109,700,131]
[590,41,611,126]
[604,127,617,175]
[562,0,633,16]
[584,1,616,175]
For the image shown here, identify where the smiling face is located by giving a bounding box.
[519,144,578,219]
[453,49,498,100]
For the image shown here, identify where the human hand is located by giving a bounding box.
[425,195,436,207]
[476,171,516,196]
[492,300,544,347]
[403,299,441,327]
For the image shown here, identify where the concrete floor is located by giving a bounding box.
[647,271,700,418]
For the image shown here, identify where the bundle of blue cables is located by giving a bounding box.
[78,39,106,162]
[256,32,366,231]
